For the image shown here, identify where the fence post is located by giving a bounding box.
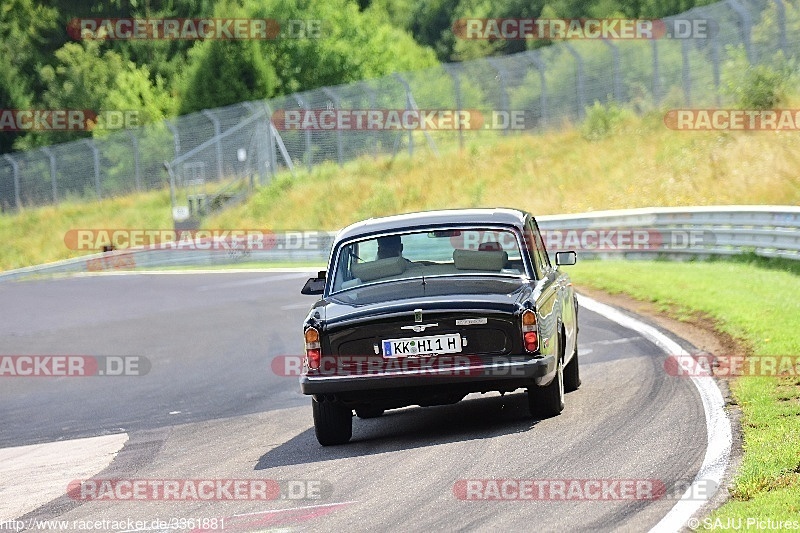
[202,109,224,181]
[392,72,438,157]
[164,161,177,212]
[41,147,57,205]
[652,39,662,105]
[392,73,414,157]
[773,0,788,57]
[241,102,258,186]
[294,95,313,172]
[3,154,20,209]
[165,120,181,185]
[681,39,692,107]
[526,52,548,130]
[322,87,344,166]
[82,139,102,200]
[488,58,511,136]
[601,39,622,102]
[563,43,587,120]
[444,64,464,150]
[125,130,142,191]
[359,81,379,159]
[710,32,722,107]
[240,101,273,181]
[726,0,754,64]
[263,102,278,181]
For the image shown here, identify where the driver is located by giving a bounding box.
[376,235,404,260]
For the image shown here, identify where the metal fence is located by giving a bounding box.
[0,0,798,213]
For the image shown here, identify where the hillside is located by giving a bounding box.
[207,110,800,230]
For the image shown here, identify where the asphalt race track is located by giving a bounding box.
[0,271,714,532]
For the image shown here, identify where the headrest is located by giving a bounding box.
[452,249,508,271]
[350,256,406,281]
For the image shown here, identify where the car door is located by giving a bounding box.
[532,217,577,361]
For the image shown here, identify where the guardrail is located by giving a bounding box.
[536,205,800,261]
[1,206,798,282]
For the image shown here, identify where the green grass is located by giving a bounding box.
[567,259,800,521]
[0,189,173,271]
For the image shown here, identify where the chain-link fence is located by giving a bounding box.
[0,0,797,214]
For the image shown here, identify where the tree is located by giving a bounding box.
[0,0,58,152]
[179,38,277,114]
[0,55,32,153]
[248,0,437,94]
[16,40,173,149]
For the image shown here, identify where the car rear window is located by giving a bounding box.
[330,227,525,293]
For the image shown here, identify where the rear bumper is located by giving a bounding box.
[299,354,554,395]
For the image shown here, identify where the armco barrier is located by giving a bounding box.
[536,205,800,260]
[1,206,797,282]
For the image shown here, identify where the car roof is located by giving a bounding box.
[334,208,530,243]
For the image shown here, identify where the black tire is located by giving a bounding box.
[312,398,352,446]
[355,407,385,419]
[528,338,565,419]
[564,346,581,392]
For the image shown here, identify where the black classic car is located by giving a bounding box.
[300,208,579,445]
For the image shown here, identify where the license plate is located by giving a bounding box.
[382,333,462,357]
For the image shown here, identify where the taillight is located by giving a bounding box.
[304,327,321,369]
[521,310,538,352]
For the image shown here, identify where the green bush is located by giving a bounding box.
[580,101,633,140]
[722,48,796,109]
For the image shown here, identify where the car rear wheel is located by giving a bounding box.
[528,346,565,418]
[564,346,581,392]
[312,398,352,445]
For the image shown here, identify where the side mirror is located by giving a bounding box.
[301,271,326,295]
[555,251,577,266]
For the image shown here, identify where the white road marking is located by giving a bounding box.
[582,336,640,347]
[578,295,731,533]
[196,272,312,291]
[0,433,128,521]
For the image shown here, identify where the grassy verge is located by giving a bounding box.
[567,259,800,522]
[0,189,173,271]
